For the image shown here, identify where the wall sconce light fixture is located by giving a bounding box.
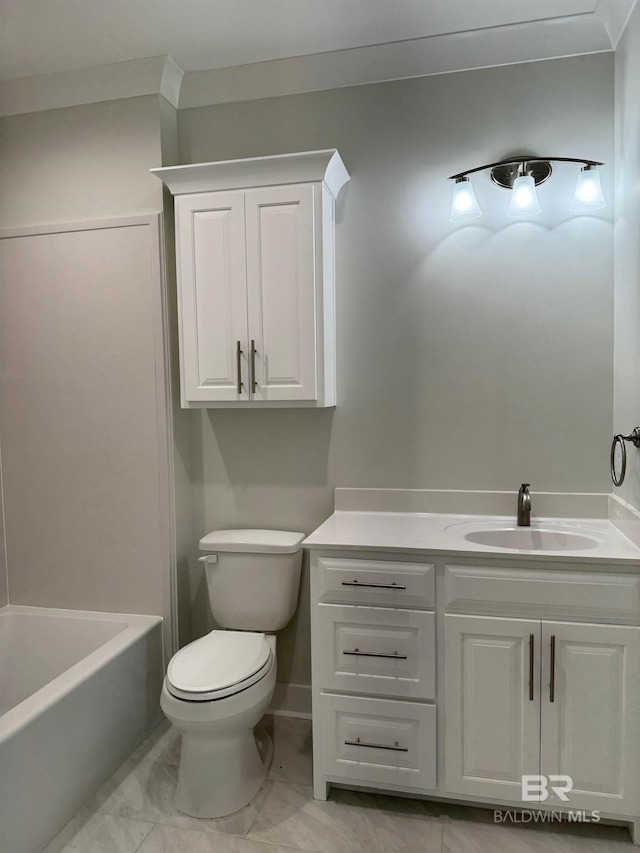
[448,157,605,223]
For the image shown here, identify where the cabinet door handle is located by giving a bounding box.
[341,580,407,590]
[344,737,408,752]
[343,648,408,660]
[550,634,556,703]
[236,340,243,395]
[529,633,535,701]
[250,339,257,393]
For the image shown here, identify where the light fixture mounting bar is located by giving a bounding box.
[448,156,604,182]
[492,161,552,190]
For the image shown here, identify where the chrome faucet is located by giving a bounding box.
[517,483,531,527]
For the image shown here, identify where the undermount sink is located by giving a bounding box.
[445,521,602,552]
[464,527,599,551]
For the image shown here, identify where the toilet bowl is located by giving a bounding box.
[161,631,277,818]
[161,528,304,818]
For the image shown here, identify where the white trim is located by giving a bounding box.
[179,16,612,109]
[597,0,640,49]
[0,214,163,240]
[160,56,184,108]
[0,6,632,117]
[152,149,349,199]
[147,214,180,665]
[0,55,184,118]
[267,682,312,719]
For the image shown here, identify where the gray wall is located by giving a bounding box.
[0,222,167,615]
[0,95,164,228]
[178,53,615,685]
[614,3,640,511]
[0,96,186,642]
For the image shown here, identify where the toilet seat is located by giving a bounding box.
[167,630,272,702]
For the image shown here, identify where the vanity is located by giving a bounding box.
[304,489,640,843]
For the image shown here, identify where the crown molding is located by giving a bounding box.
[179,15,611,109]
[159,56,184,109]
[152,149,349,199]
[595,0,639,48]
[0,55,183,118]
[0,4,631,119]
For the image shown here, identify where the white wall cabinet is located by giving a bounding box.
[445,614,640,815]
[152,150,349,408]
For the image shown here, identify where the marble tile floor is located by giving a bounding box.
[45,715,635,853]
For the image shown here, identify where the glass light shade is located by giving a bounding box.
[507,174,542,217]
[449,177,482,223]
[570,167,606,212]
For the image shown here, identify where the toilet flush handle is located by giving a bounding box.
[198,555,218,564]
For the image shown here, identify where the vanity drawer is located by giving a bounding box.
[316,604,435,699]
[316,556,435,608]
[319,692,436,791]
[445,565,640,621]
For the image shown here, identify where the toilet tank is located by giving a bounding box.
[199,529,305,631]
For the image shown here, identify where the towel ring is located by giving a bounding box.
[610,428,640,487]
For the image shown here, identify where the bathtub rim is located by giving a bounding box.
[0,604,162,745]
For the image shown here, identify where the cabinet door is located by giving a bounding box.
[245,184,317,401]
[445,614,541,802]
[540,621,640,815]
[175,191,249,403]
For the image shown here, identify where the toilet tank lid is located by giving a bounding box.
[199,528,305,554]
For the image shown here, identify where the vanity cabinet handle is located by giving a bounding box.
[550,634,556,703]
[343,648,408,660]
[236,341,243,395]
[344,737,409,752]
[529,633,535,701]
[341,580,407,590]
[250,339,257,393]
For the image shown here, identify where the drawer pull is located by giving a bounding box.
[236,340,243,395]
[341,580,407,590]
[250,339,257,393]
[343,648,408,660]
[345,737,409,752]
[550,634,556,703]
[529,633,535,701]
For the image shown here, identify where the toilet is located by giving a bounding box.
[161,528,305,818]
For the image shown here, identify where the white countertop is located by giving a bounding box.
[302,511,640,565]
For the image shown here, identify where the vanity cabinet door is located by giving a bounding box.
[445,614,541,802]
[540,621,640,815]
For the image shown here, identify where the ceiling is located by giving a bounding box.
[0,0,636,84]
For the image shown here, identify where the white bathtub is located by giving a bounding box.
[0,605,163,853]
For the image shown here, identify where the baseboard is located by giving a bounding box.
[267,682,312,719]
